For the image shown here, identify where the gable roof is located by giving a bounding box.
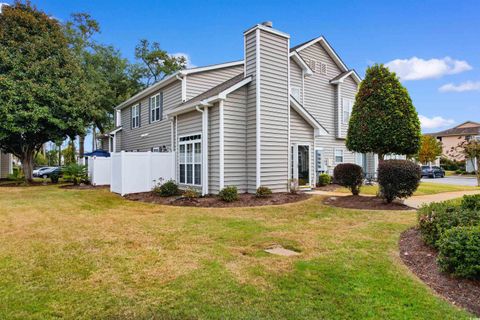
[429,122,480,137]
[166,74,252,117]
[290,36,361,84]
[290,96,329,136]
[330,70,361,84]
[115,60,244,110]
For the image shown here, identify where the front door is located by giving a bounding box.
[291,144,310,187]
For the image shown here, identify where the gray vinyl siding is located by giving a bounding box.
[290,108,315,186]
[0,151,10,178]
[114,132,122,152]
[299,42,356,175]
[186,65,244,100]
[290,60,303,103]
[223,87,248,193]
[120,80,182,151]
[208,104,220,194]
[258,29,289,192]
[244,30,258,193]
[340,76,358,138]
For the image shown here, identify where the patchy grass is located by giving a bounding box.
[338,182,479,196]
[0,185,472,319]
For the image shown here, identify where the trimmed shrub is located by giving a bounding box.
[218,186,239,202]
[461,194,480,210]
[333,163,363,195]
[50,172,59,184]
[255,186,272,198]
[437,226,480,279]
[417,200,480,248]
[183,187,199,199]
[317,174,332,187]
[153,179,179,197]
[377,160,421,203]
[63,164,87,185]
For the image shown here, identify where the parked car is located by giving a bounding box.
[33,166,54,177]
[38,167,62,179]
[421,165,445,178]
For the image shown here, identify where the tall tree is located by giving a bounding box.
[459,140,480,186]
[134,39,186,85]
[346,64,421,160]
[415,135,443,164]
[0,1,88,181]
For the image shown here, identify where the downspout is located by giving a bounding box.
[196,105,209,195]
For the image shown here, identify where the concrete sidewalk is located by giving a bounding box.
[308,189,480,209]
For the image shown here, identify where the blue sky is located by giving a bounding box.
[2,0,480,150]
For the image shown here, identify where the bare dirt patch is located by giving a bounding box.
[125,192,310,207]
[324,195,413,210]
[60,184,110,190]
[314,183,341,192]
[400,228,480,316]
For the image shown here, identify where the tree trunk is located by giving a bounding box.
[79,134,85,159]
[22,150,35,183]
[58,144,62,167]
[92,125,97,151]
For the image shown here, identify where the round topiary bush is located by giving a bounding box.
[333,163,363,195]
[218,186,239,202]
[437,225,480,279]
[255,186,272,198]
[317,174,332,187]
[378,160,421,203]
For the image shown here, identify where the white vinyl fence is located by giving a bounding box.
[110,151,176,196]
[87,156,111,186]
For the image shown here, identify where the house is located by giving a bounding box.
[110,22,377,194]
[428,121,480,172]
[0,150,13,179]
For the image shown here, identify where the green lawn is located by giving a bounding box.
[338,181,479,196]
[0,185,472,319]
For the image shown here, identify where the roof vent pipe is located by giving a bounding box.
[261,21,273,28]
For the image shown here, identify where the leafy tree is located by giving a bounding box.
[415,135,443,164]
[459,140,480,186]
[346,64,421,160]
[0,2,88,181]
[62,140,76,165]
[34,152,48,166]
[134,39,186,85]
[46,149,59,166]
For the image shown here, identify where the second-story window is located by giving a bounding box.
[150,93,163,122]
[131,104,140,128]
[342,98,353,125]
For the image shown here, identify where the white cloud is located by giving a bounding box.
[419,115,455,130]
[0,2,9,13]
[439,81,480,92]
[385,57,472,81]
[171,52,196,68]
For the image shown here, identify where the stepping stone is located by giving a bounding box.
[264,245,300,256]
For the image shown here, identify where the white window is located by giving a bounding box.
[179,134,201,186]
[115,110,121,127]
[291,87,301,101]
[132,104,140,128]
[334,148,344,164]
[150,93,162,122]
[342,98,353,124]
[152,147,160,152]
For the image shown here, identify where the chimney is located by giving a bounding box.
[243,23,290,192]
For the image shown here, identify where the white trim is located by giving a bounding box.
[194,106,209,195]
[301,70,305,105]
[109,127,122,135]
[170,118,174,150]
[291,143,313,189]
[290,51,313,76]
[178,133,203,187]
[244,23,290,39]
[219,99,225,189]
[244,35,247,76]
[287,37,291,191]
[336,85,342,138]
[166,76,252,117]
[334,147,344,164]
[330,70,361,84]
[290,97,329,136]
[255,28,261,188]
[115,60,244,110]
[150,93,162,122]
[182,75,187,102]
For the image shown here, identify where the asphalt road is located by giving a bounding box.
[421,176,478,187]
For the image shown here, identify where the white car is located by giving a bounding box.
[33,167,54,177]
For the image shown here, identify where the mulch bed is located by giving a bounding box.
[324,195,413,210]
[315,183,342,192]
[400,228,480,316]
[125,192,311,207]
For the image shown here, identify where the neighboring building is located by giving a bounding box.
[428,121,480,172]
[110,22,376,194]
[0,150,13,179]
